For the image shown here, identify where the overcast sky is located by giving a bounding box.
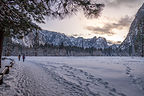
[39,0,144,43]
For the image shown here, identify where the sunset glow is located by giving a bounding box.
[39,0,143,43]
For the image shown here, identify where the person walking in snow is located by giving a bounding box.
[18,54,21,61]
[22,54,25,62]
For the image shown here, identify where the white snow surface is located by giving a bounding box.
[0,56,144,96]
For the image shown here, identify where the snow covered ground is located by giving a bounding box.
[0,56,144,96]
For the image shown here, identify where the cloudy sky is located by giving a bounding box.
[39,0,144,43]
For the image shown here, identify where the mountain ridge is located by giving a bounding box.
[120,3,144,56]
[12,30,116,50]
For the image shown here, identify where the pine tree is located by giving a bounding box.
[0,0,104,67]
[33,32,39,56]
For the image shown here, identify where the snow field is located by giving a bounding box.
[0,56,144,96]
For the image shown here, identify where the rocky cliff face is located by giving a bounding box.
[12,30,109,49]
[3,29,120,56]
[120,3,144,56]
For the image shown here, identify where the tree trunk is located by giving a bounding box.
[0,31,4,68]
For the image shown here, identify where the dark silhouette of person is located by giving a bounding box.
[18,54,21,61]
[23,54,25,62]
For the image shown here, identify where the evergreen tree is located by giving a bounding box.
[0,0,104,67]
[3,37,13,56]
[59,42,64,49]
[33,32,39,56]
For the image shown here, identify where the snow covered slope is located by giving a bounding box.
[12,30,109,49]
[1,56,144,96]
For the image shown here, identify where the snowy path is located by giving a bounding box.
[0,56,144,96]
